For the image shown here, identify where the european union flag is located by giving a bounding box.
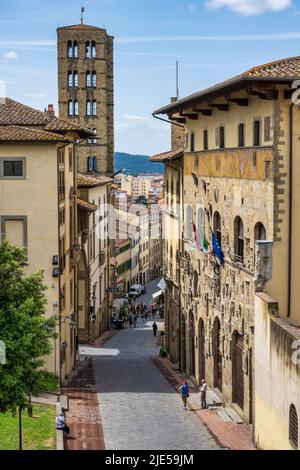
[211,228,225,267]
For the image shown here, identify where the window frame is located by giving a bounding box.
[0,157,26,180]
[253,119,261,147]
[0,215,28,251]
[203,129,208,151]
[238,123,245,147]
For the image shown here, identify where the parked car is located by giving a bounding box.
[128,284,144,298]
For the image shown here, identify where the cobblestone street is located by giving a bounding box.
[92,320,220,451]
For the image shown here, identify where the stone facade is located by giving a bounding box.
[57,24,114,175]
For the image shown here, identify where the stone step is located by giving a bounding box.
[207,389,223,407]
[225,407,244,424]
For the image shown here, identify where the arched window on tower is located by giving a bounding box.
[73,41,78,58]
[86,41,91,58]
[67,41,73,58]
[234,216,244,262]
[91,41,96,58]
[86,100,91,116]
[92,100,97,116]
[68,100,73,116]
[92,71,97,87]
[73,71,78,88]
[86,71,91,87]
[74,100,79,116]
[68,71,73,88]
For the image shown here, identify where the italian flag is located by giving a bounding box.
[192,223,210,253]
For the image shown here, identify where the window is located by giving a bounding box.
[59,236,65,270]
[93,156,98,173]
[86,41,91,58]
[1,216,27,250]
[86,71,91,87]
[190,132,195,152]
[91,41,96,58]
[87,156,93,173]
[214,211,222,247]
[234,216,244,262]
[197,207,205,238]
[73,41,78,58]
[238,123,245,147]
[74,100,79,116]
[68,71,73,88]
[68,147,73,172]
[92,128,97,144]
[254,222,266,241]
[219,126,225,149]
[254,120,260,147]
[92,100,97,116]
[92,71,97,87]
[59,207,65,226]
[185,205,193,239]
[74,71,78,87]
[264,116,271,141]
[86,100,91,116]
[68,100,73,116]
[204,130,208,151]
[3,160,23,177]
[289,404,298,449]
[67,41,73,58]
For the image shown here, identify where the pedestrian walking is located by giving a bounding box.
[152,322,158,337]
[200,379,208,409]
[179,381,189,410]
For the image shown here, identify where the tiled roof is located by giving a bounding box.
[243,55,300,78]
[77,198,98,212]
[0,125,71,143]
[150,148,183,162]
[57,24,104,31]
[77,173,113,188]
[0,98,94,137]
[153,55,300,116]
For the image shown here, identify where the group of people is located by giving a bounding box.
[128,302,162,328]
[179,379,208,411]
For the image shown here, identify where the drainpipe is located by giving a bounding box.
[288,103,294,317]
[152,113,185,129]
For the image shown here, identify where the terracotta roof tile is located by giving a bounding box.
[57,24,104,31]
[0,125,71,143]
[77,197,98,212]
[0,98,94,137]
[77,173,113,188]
[243,55,300,79]
[150,147,183,162]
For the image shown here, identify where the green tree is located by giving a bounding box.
[0,241,57,414]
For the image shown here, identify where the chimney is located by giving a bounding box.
[46,104,55,118]
[170,97,184,150]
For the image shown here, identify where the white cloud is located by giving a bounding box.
[205,0,292,16]
[3,51,19,60]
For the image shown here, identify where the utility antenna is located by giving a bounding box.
[176,60,180,100]
[80,6,85,24]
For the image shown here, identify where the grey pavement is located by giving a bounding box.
[133,277,162,305]
[92,319,220,451]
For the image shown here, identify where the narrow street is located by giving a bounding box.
[91,319,220,450]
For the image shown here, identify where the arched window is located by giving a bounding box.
[86,41,91,58]
[73,71,78,87]
[86,100,91,116]
[68,71,73,88]
[93,157,98,173]
[92,71,97,87]
[214,211,222,247]
[73,41,78,58]
[91,41,96,58]
[289,404,298,449]
[67,41,73,58]
[185,205,193,239]
[92,100,97,116]
[74,100,79,116]
[87,157,93,173]
[234,216,244,261]
[254,222,266,242]
[68,100,73,116]
[197,208,205,237]
[86,71,91,87]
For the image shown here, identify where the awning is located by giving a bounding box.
[153,290,164,301]
[157,278,166,292]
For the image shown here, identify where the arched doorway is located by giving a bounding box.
[198,319,206,383]
[189,311,195,378]
[213,317,222,391]
[232,331,244,411]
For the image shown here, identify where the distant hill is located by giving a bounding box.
[115,152,163,175]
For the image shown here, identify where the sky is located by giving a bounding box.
[1,0,300,154]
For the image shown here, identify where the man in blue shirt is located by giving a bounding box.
[179,381,189,410]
